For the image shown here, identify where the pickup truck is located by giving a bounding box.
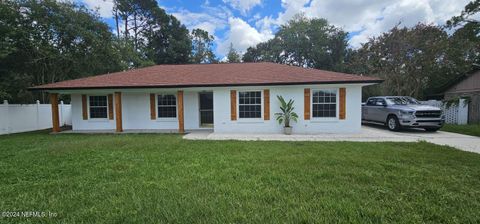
[362,96,445,132]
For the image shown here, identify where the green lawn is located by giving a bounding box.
[441,124,480,137]
[1,132,480,223]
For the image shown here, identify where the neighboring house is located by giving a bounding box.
[442,70,480,124]
[31,63,382,134]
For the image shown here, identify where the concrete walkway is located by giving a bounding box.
[183,126,480,154]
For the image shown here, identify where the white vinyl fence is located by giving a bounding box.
[421,99,468,125]
[0,100,71,135]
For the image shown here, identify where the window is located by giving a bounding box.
[375,98,387,106]
[366,98,376,106]
[238,91,261,118]
[312,89,337,118]
[89,96,108,119]
[385,96,420,105]
[157,94,177,118]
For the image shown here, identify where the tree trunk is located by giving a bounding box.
[115,9,120,37]
[134,11,138,50]
[124,17,128,39]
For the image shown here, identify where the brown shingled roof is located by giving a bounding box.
[30,62,382,90]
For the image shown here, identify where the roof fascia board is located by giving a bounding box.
[38,83,377,94]
[31,80,383,92]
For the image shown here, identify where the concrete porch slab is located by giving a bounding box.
[60,129,212,134]
[183,126,480,154]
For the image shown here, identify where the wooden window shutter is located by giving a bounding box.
[150,94,156,120]
[304,88,310,120]
[108,94,114,120]
[82,95,88,120]
[339,88,346,120]
[264,89,270,120]
[230,90,237,120]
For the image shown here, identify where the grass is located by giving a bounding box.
[0,131,480,223]
[441,124,480,137]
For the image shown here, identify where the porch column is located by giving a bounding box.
[177,90,184,133]
[49,93,61,133]
[115,92,123,132]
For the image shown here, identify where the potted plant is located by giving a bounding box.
[274,96,299,135]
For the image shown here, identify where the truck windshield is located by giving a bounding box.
[385,97,420,105]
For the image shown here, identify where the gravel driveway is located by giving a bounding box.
[184,125,480,154]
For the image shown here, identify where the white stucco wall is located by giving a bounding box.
[71,94,116,131]
[213,84,363,134]
[69,84,364,133]
[71,91,202,131]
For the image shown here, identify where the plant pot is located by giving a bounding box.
[284,126,292,135]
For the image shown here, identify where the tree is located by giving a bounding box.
[112,0,192,65]
[242,47,258,62]
[113,38,154,69]
[447,0,479,27]
[190,29,217,63]
[344,24,471,99]
[243,38,283,63]
[113,0,159,49]
[226,43,241,63]
[0,0,195,103]
[242,15,348,71]
[146,14,192,64]
[447,0,480,68]
[0,0,125,103]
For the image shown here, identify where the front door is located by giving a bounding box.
[199,92,214,127]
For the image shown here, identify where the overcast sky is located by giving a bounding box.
[78,0,470,58]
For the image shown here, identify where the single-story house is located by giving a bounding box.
[31,63,382,134]
[442,69,480,124]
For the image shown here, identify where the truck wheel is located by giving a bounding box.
[386,115,401,131]
[425,128,439,132]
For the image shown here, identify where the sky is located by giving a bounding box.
[78,0,471,58]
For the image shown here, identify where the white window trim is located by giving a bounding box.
[310,88,339,121]
[87,95,109,121]
[237,90,263,122]
[156,93,178,122]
